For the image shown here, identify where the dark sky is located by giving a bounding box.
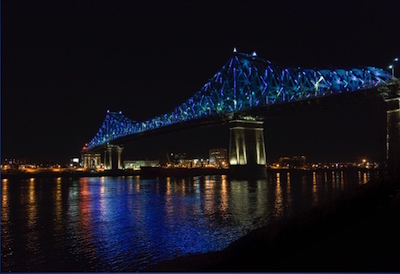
[1,0,399,164]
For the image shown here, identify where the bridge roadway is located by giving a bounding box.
[86,83,389,152]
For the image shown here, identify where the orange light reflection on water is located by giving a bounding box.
[220,175,228,214]
[204,176,215,215]
[79,178,95,255]
[2,179,9,223]
[26,178,39,253]
[275,173,283,216]
[312,172,319,206]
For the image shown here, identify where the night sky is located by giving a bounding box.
[1,0,399,164]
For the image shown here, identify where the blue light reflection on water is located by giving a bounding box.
[1,170,377,272]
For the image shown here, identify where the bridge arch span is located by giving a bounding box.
[84,51,398,176]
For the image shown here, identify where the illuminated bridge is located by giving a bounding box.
[83,51,400,177]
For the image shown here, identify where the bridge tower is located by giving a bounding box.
[385,83,400,175]
[104,143,124,170]
[228,117,267,179]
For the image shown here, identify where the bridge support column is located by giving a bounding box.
[229,118,267,179]
[104,144,124,170]
[385,96,400,175]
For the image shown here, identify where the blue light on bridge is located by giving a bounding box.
[86,52,392,150]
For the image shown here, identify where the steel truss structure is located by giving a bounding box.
[87,51,392,150]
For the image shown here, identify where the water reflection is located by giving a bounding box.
[25,179,39,258]
[256,180,268,217]
[180,178,186,193]
[357,171,370,185]
[1,178,12,266]
[2,179,9,222]
[285,173,292,212]
[1,170,380,272]
[230,180,250,222]
[204,176,215,215]
[99,177,107,219]
[363,172,369,184]
[219,175,228,214]
[165,177,173,216]
[79,178,96,260]
[27,179,36,228]
[275,173,283,216]
[53,178,63,235]
[312,172,318,206]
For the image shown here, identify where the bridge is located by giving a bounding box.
[82,50,400,178]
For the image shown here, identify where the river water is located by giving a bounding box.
[1,169,378,272]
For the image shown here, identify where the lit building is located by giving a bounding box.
[209,148,228,168]
[279,155,307,169]
[123,160,159,170]
[168,152,187,166]
[70,157,80,168]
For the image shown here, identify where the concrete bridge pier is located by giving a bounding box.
[385,96,400,175]
[104,143,124,170]
[228,118,267,179]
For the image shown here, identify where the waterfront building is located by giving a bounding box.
[209,148,228,168]
[279,156,307,169]
[168,152,187,166]
[123,160,159,170]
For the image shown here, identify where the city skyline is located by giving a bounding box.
[2,0,399,163]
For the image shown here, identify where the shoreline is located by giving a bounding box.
[142,175,400,272]
[1,170,140,179]
[0,167,228,179]
[1,166,378,180]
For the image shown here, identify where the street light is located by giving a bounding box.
[389,57,399,78]
[389,64,394,77]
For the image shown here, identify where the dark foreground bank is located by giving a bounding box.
[143,175,400,272]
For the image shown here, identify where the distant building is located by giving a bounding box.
[70,157,80,168]
[2,158,27,165]
[123,160,159,170]
[168,152,186,165]
[279,155,306,169]
[209,148,228,168]
[1,158,28,171]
